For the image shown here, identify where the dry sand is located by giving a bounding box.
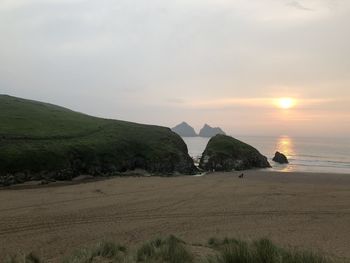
[0,171,349,262]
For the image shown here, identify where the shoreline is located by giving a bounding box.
[1,169,349,191]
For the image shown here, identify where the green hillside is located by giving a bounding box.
[0,95,197,185]
[0,95,108,139]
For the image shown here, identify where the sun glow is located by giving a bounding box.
[277,97,295,109]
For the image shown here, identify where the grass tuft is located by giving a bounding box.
[5,252,42,263]
[136,235,193,263]
[205,237,334,263]
[281,250,332,263]
[94,241,127,258]
[63,240,127,263]
[253,238,280,263]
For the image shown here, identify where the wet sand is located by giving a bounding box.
[0,171,349,262]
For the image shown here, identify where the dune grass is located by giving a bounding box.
[136,235,193,263]
[5,252,42,263]
[62,241,128,263]
[5,236,340,263]
[204,237,334,263]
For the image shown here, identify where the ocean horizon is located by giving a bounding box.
[183,135,350,174]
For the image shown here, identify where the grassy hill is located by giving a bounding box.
[0,95,196,185]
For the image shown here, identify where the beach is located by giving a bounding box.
[0,171,349,262]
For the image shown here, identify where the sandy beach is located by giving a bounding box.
[0,171,349,262]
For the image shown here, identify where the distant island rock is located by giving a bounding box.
[172,122,197,137]
[199,124,226,138]
[199,134,271,171]
[0,95,198,186]
[273,151,289,164]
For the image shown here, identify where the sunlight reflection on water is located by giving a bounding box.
[273,136,295,172]
[276,136,294,158]
[183,135,350,174]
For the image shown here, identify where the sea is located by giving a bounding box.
[182,136,350,174]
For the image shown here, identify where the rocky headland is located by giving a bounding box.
[0,95,198,186]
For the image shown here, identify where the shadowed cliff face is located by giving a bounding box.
[0,95,197,186]
[199,134,271,171]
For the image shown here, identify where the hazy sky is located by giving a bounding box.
[1,0,350,137]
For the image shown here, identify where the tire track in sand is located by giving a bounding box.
[0,210,348,236]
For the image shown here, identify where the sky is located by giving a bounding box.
[1,0,350,137]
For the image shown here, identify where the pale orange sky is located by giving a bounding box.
[1,0,350,137]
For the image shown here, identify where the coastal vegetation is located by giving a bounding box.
[5,236,338,263]
[0,95,197,186]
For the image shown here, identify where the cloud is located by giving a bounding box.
[0,0,349,136]
[287,1,313,11]
[166,98,186,104]
[0,0,86,10]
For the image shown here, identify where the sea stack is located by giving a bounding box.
[199,134,271,171]
[172,122,197,137]
[199,124,226,137]
[273,151,289,164]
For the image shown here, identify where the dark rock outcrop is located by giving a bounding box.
[199,134,271,171]
[199,124,226,138]
[172,122,197,137]
[272,151,289,164]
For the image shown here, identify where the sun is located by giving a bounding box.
[277,97,295,109]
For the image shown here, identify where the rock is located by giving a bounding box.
[13,172,27,184]
[199,124,226,138]
[40,179,50,185]
[0,174,16,186]
[172,122,197,137]
[72,175,94,181]
[199,134,271,171]
[121,169,151,177]
[272,151,289,164]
